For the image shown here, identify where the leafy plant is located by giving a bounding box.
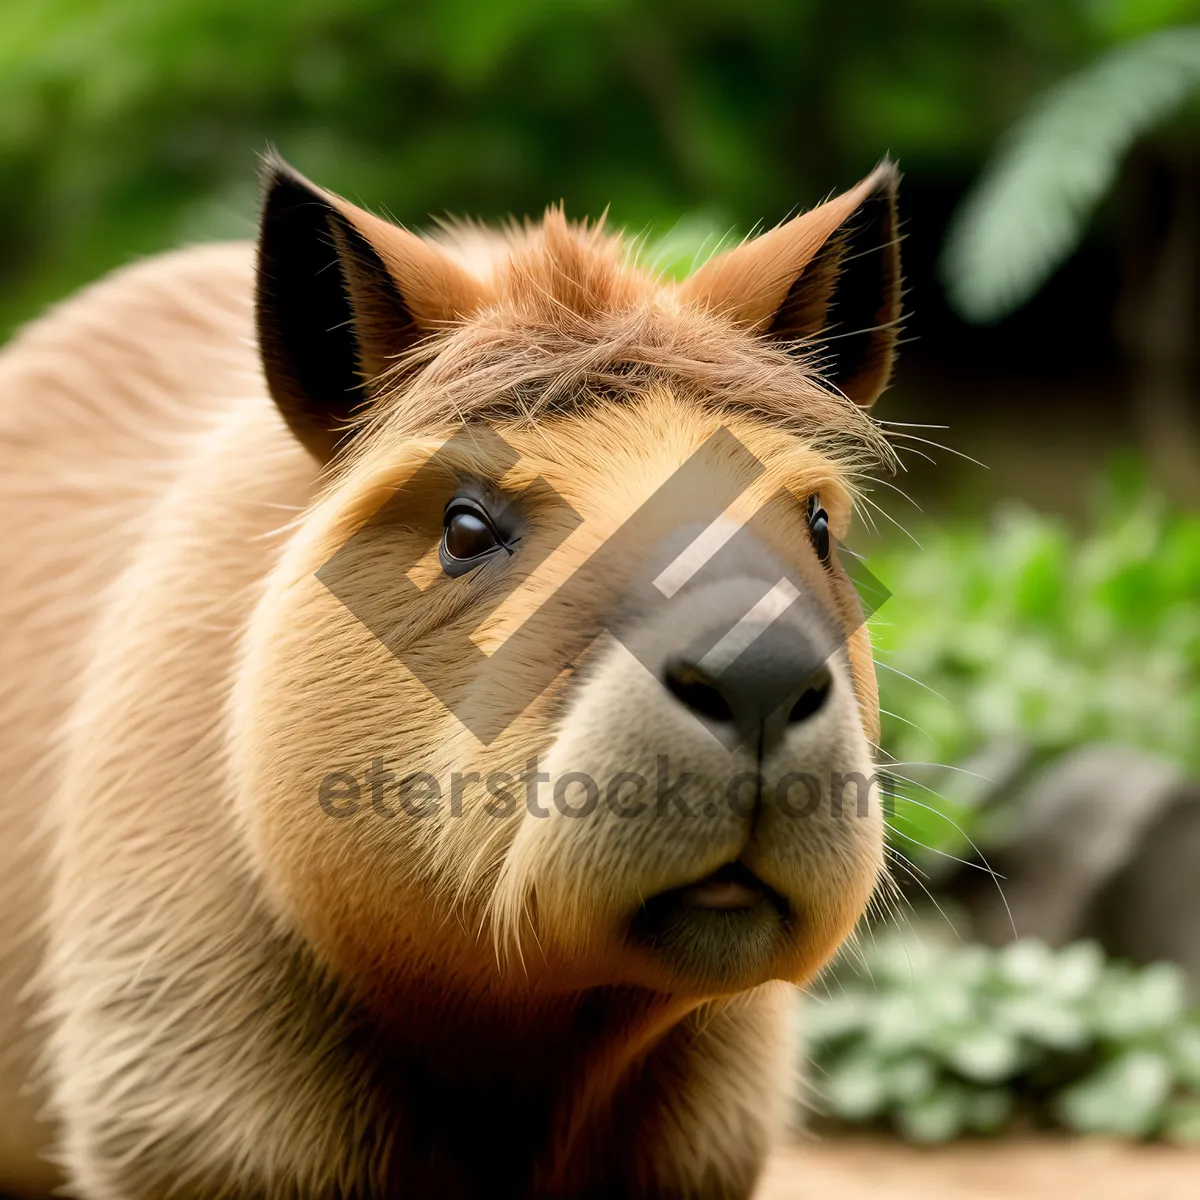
[868,463,1200,860]
[942,24,1200,323]
[0,0,1190,335]
[804,936,1200,1143]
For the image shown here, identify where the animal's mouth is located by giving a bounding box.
[668,860,788,913]
[625,861,793,985]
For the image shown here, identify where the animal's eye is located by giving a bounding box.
[807,494,831,564]
[439,497,513,577]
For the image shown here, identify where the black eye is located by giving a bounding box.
[439,497,514,577]
[807,495,831,564]
[445,510,498,558]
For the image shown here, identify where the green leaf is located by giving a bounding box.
[1056,1051,1173,1137]
[1091,962,1189,1040]
[894,1084,969,1143]
[964,1088,1015,1134]
[1163,1099,1200,1145]
[885,1055,938,1103]
[823,1055,891,1121]
[1047,940,1106,1000]
[802,993,872,1044]
[1164,1022,1200,1089]
[942,26,1200,322]
[938,1026,1025,1083]
[997,938,1057,988]
[803,936,1200,1143]
[994,996,1089,1052]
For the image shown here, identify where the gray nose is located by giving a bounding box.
[610,521,841,755]
[661,609,833,755]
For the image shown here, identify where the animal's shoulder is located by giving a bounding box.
[4,240,255,366]
[0,241,260,455]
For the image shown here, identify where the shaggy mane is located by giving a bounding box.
[357,207,897,475]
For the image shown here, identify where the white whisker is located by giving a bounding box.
[855,492,922,547]
[873,660,946,700]
[886,848,962,940]
[885,431,989,470]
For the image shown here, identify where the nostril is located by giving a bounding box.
[663,662,735,723]
[788,665,832,723]
[663,655,832,731]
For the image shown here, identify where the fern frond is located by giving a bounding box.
[942,26,1200,324]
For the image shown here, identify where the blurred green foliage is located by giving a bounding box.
[2,0,1199,334]
[870,461,1200,858]
[944,24,1200,322]
[805,936,1200,1142]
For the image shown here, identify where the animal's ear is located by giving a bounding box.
[255,154,488,460]
[679,161,901,407]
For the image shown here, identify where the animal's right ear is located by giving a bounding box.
[678,162,901,408]
[255,155,487,461]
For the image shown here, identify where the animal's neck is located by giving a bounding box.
[378,979,692,1099]
[362,980,699,1192]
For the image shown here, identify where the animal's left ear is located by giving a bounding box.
[679,161,901,407]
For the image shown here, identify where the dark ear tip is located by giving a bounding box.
[257,149,323,212]
[258,146,290,191]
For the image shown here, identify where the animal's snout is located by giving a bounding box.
[657,584,834,755]
[663,650,832,751]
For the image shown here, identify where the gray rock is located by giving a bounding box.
[954,745,1200,991]
[1085,781,1200,992]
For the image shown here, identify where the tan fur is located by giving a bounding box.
[0,171,899,1198]
[680,166,890,327]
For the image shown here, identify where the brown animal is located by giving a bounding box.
[0,156,902,1198]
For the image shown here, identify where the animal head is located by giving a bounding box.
[230,156,901,1011]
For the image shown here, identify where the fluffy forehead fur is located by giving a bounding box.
[347,208,897,477]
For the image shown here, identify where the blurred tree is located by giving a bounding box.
[0,0,1193,335]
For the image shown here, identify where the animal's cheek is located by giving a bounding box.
[228,537,577,993]
[748,720,887,956]
[843,614,881,746]
[226,567,417,920]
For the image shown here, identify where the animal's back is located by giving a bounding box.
[0,243,259,1192]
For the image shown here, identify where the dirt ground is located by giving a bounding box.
[755,1137,1200,1200]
